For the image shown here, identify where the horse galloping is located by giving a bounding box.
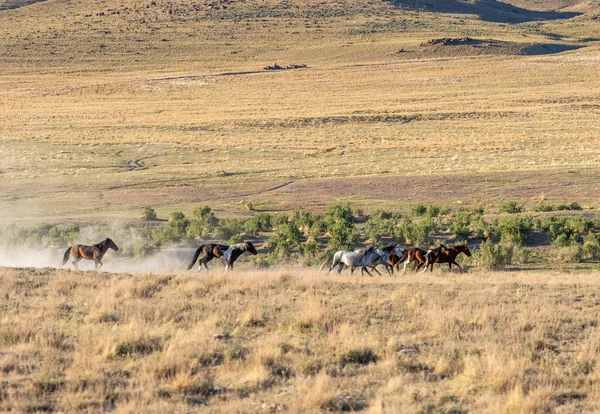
[324,245,385,277]
[373,245,404,275]
[397,246,448,272]
[187,242,258,272]
[61,238,119,270]
[423,244,472,274]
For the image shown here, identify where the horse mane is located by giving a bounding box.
[382,245,397,253]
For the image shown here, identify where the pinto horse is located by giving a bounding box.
[423,244,472,273]
[61,238,119,270]
[187,242,258,272]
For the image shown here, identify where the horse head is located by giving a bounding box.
[106,238,119,251]
[245,242,258,255]
[393,245,403,257]
[455,243,471,257]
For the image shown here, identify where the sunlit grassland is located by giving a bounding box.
[1,0,600,222]
[2,266,600,412]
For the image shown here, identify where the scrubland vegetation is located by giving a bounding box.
[2,202,599,272]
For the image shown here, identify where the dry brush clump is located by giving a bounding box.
[2,266,600,412]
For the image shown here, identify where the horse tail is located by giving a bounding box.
[187,245,205,270]
[319,257,330,272]
[398,250,408,263]
[61,247,72,266]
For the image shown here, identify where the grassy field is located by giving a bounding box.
[2,2,600,411]
[1,0,600,223]
[2,266,600,412]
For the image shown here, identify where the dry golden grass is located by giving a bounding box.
[2,266,600,412]
[1,1,600,221]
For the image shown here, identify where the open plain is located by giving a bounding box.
[2,0,600,412]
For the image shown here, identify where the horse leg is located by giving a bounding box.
[363,266,373,277]
[371,265,381,276]
[453,261,463,274]
[350,266,355,275]
[72,257,81,270]
[197,257,208,271]
[403,259,410,272]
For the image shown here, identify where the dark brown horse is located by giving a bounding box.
[423,244,472,273]
[397,246,448,272]
[187,242,258,272]
[62,238,119,270]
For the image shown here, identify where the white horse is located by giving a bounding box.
[325,245,385,276]
[373,245,403,275]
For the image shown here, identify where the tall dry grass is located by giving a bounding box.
[2,266,600,412]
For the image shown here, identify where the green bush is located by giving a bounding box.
[410,204,427,217]
[513,247,545,265]
[327,221,359,251]
[474,241,512,270]
[448,210,471,239]
[540,216,592,247]
[142,206,157,221]
[269,222,303,259]
[244,213,273,236]
[187,206,219,239]
[401,217,434,246]
[364,209,401,242]
[500,201,524,214]
[214,218,245,241]
[550,245,582,263]
[325,204,358,251]
[582,233,600,260]
[535,201,582,212]
[494,215,533,245]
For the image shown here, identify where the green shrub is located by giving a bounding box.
[513,247,545,264]
[142,206,157,221]
[550,245,582,264]
[401,216,434,246]
[410,204,427,217]
[535,201,583,212]
[327,220,358,251]
[364,209,401,242]
[500,201,523,214]
[469,215,492,239]
[448,210,471,239]
[269,222,303,259]
[540,216,591,246]
[474,241,512,270]
[187,206,219,239]
[244,213,273,236]
[494,215,533,245]
[214,218,245,241]
[325,204,358,251]
[583,233,600,260]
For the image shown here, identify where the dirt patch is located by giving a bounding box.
[265,169,600,208]
[418,38,580,57]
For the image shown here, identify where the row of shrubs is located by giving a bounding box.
[1,202,599,269]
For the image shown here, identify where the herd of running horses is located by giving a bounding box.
[60,237,472,274]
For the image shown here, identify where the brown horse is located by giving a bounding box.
[397,246,448,272]
[187,242,258,272]
[423,244,472,274]
[61,238,119,270]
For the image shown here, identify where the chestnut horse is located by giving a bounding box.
[61,238,119,270]
[423,244,471,273]
[397,246,448,272]
[187,242,258,272]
